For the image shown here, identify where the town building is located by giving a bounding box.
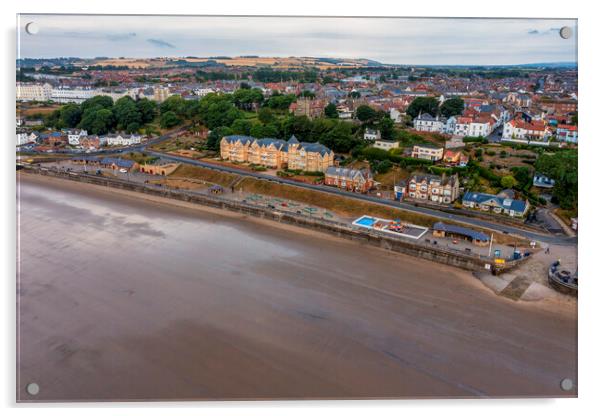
[556,124,578,143]
[502,118,551,144]
[373,140,399,151]
[63,129,88,146]
[443,150,469,167]
[324,167,374,193]
[410,144,444,161]
[105,133,143,146]
[16,82,53,101]
[153,86,171,103]
[363,128,381,141]
[445,137,465,149]
[79,134,105,150]
[139,161,181,176]
[462,192,530,217]
[432,222,490,246]
[404,173,460,204]
[413,113,447,133]
[220,135,334,172]
[289,97,325,119]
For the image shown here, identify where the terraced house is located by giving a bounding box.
[324,167,374,193]
[220,135,334,172]
[405,173,460,204]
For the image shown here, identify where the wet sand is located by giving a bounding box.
[17,174,577,401]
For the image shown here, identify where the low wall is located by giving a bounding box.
[21,165,527,274]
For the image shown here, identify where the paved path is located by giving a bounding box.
[21,127,576,247]
[146,150,577,246]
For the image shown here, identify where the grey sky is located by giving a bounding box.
[17,15,577,65]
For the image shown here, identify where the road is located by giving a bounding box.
[144,150,576,246]
[20,127,576,246]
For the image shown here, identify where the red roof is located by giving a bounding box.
[557,124,577,131]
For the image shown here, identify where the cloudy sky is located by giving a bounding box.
[18,15,577,65]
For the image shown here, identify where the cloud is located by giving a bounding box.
[107,32,137,41]
[146,38,175,48]
[19,15,576,65]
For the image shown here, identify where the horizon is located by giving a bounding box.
[16,54,578,68]
[18,15,577,66]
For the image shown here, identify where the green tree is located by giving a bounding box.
[59,104,82,128]
[281,115,312,142]
[160,95,186,117]
[232,88,264,111]
[406,97,439,119]
[207,126,233,151]
[81,95,113,113]
[440,98,464,118]
[136,98,158,123]
[231,119,252,136]
[265,93,296,110]
[511,166,532,190]
[258,108,275,124]
[501,175,518,189]
[79,107,114,135]
[324,103,338,119]
[113,96,142,131]
[160,111,181,129]
[377,116,395,140]
[355,105,377,123]
[322,122,356,153]
[534,150,578,209]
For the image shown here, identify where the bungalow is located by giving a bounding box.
[99,157,138,172]
[373,140,399,151]
[411,144,444,161]
[139,160,181,176]
[533,173,555,189]
[324,166,374,193]
[462,192,530,217]
[432,222,490,247]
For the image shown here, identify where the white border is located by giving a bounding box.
[352,215,428,239]
[2,0,599,414]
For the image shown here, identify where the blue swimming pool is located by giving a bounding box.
[355,216,377,227]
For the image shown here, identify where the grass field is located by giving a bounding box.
[169,164,240,187]
[168,163,528,246]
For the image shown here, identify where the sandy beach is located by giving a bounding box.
[17,173,577,401]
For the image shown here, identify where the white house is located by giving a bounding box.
[16,83,53,102]
[373,140,399,151]
[390,108,403,123]
[363,128,381,141]
[105,133,142,146]
[16,132,33,146]
[64,129,88,146]
[502,119,551,143]
[413,113,446,133]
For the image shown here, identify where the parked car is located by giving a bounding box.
[119,168,128,173]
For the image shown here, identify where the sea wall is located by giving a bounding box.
[21,165,526,274]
